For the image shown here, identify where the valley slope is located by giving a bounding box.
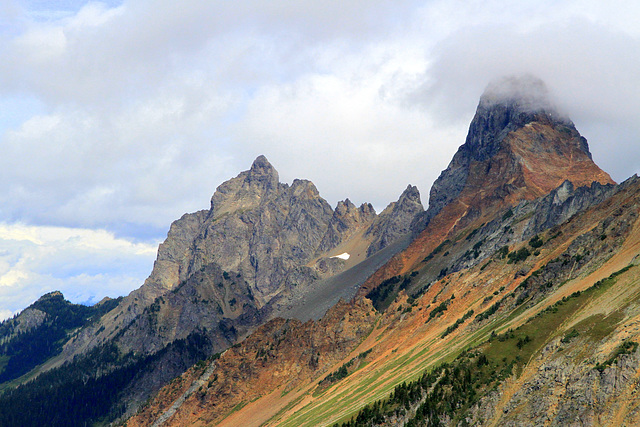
[125,76,640,427]
[1,75,637,427]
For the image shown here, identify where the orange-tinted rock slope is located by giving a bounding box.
[360,76,613,296]
[126,174,640,427]
[125,76,636,427]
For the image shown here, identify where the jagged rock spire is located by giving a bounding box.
[467,76,553,161]
[246,155,279,191]
[210,155,280,216]
[366,184,424,255]
[422,75,607,229]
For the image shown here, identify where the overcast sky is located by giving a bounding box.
[1,0,639,319]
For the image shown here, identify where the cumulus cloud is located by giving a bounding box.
[0,222,158,320]
[1,0,640,314]
[3,0,637,230]
[235,54,463,210]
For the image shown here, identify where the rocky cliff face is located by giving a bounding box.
[128,157,640,427]
[366,185,423,256]
[318,199,376,255]
[126,299,376,427]
[415,75,612,232]
[16,154,423,423]
[138,155,416,315]
[367,76,614,296]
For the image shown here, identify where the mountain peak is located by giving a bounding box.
[365,184,424,256]
[210,155,280,216]
[249,154,275,174]
[463,75,571,164]
[362,77,614,306]
[247,155,279,187]
[399,184,421,205]
[35,291,64,303]
[424,75,610,226]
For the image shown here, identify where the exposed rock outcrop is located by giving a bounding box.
[123,77,636,427]
[413,75,612,234]
[34,155,422,422]
[366,185,424,256]
[367,75,614,296]
[317,199,376,254]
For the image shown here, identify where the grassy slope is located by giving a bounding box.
[127,179,640,427]
[222,206,640,426]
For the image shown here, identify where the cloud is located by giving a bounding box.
[414,16,640,183]
[0,84,239,232]
[0,0,432,231]
[1,0,640,314]
[235,47,462,210]
[3,0,637,232]
[0,222,158,320]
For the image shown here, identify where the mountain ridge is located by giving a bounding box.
[128,175,640,427]
[364,75,614,297]
[1,75,636,427]
[0,153,425,424]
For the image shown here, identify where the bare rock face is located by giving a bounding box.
[3,308,46,338]
[144,210,209,296]
[127,298,376,427]
[366,184,423,256]
[189,175,334,305]
[317,199,377,254]
[60,155,418,371]
[209,154,280,218]
[414,75,613,234]
[366,75,615,300]
[115,265,261,355]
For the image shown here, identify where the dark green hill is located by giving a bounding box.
[0,291,120,384]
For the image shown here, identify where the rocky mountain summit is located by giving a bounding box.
[366,185,423,256]
[1,154,423,423]
[417,75,612,231]
[367,75,614,296]
[59,155,423,360]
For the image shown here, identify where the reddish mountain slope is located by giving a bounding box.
[360,76,613,295]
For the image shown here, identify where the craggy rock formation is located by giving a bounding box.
[1,155,422,423]
[366,185,424,256]
[121,77,640,427]
[60,156,422,364]
[9,76,636,427]
[415,75,612,232]
[318,199,377,255]
[366,75,614,297]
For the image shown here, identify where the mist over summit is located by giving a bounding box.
[480,75,554,112]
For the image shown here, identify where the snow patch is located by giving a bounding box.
[331,252,350,260]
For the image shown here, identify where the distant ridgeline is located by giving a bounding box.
[0,292,120,384]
